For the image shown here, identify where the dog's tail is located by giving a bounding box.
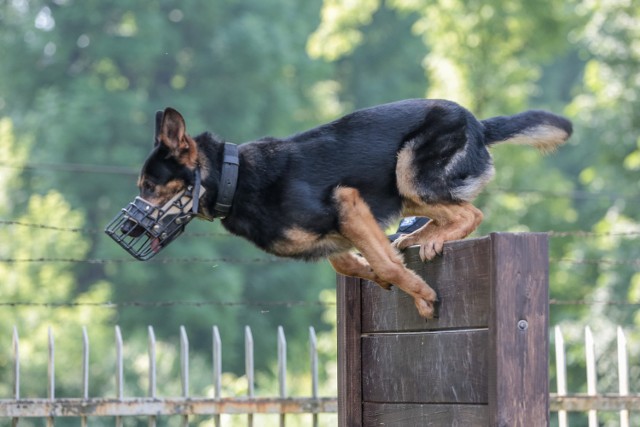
[481,110,573,153]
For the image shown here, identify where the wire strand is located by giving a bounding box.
[3,219,640,239]
[1,161,637,202]
[0,220,232,237]
[0,161,137,176]
[0,298,635,309]
[0,300,335,309]
[0,257,289,264]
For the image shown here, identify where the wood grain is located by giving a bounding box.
[363,403,488,426]
[361,330,488,404]
[337,233,550,426]
[488,232,549,427]
[336,274,362,427]
[362,236,492,333]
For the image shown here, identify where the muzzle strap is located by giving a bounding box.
[213,142,239,218]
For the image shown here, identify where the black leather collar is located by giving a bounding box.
[212,142,239,218]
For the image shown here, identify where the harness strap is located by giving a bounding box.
[213,142,239,218]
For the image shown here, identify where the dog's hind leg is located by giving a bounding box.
[333,186,437,318]
[394,136,489,261]
[393,202,483,261]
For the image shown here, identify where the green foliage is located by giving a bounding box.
[1,1,640,422]
[308,2,640,424]
[0,119,113,399]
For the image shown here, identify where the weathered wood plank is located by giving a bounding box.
[488,232,549,427]
[361,236,492,333]
[338,233,550,426]
[361,330,488,404]
[363,403,487,426]
[336,274,362,427]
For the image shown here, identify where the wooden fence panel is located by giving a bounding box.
[337,232,549,427]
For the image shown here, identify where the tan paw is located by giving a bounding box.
[418,239,445,261]
[413,287,438,318]
[414,297,437,318]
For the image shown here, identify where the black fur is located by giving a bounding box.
[138,99,571,260]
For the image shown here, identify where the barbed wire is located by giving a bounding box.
[1,161,637,202]
[0,161,137,176]
[547,230,640,238]
[0,256,639,268]
[0,220,231,237]
[2,221,640,266]
[548,299,640,306]
[0,300,335,309]
[3,219,640,239]
[0,298,636,309]
[553,258,640,267]
[0,257,288,264]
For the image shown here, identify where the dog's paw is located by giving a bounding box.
[418,239,445,261]
[413,289,438,319]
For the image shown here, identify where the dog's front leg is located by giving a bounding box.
[329,252,392,290]
[332,186,437,319]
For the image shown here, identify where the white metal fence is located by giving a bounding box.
[3,324,640,426]
[1,325,336,426]
[551,325,640,426]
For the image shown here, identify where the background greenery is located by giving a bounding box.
[1,1,639,426]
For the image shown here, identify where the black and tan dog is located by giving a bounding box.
[130,99,572,318]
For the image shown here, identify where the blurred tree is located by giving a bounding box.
[0,0,336,375]
[2,2,640,424]
[0,118,114,401]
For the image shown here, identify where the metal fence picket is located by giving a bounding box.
[0,324,336,423]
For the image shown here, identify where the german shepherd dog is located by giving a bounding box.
[122,99,572,318]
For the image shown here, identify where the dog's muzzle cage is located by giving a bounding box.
[105,180,205,261]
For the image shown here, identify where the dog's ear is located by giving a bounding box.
[154,110,164,146]
[158,108,197,166]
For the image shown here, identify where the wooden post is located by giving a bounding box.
[337,274,362,427]
[336,232,549,427]
[489,233,549,426]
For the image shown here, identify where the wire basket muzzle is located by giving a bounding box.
[105,186,202,260]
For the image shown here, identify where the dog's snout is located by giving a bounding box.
[121,219,145,237]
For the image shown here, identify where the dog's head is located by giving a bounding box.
[138,108,199,207]
[105,108,206,260]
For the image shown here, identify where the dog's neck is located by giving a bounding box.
[212,142,239,218]
[195,136,239,220]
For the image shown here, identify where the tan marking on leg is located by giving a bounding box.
[329,252,392,290]
[394,202,484,261]
[270,227,351,257]
[334,186,437,318]
[396,141,423,206]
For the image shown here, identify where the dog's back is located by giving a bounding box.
[223,99,571,259]
[120,99,571,318]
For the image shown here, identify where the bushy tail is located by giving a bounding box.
[481,110,573,153]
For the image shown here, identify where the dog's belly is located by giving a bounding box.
[269,227,353,260]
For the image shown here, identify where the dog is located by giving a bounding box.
[122,99,572,318]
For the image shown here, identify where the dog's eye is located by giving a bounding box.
[142,181,155,193]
